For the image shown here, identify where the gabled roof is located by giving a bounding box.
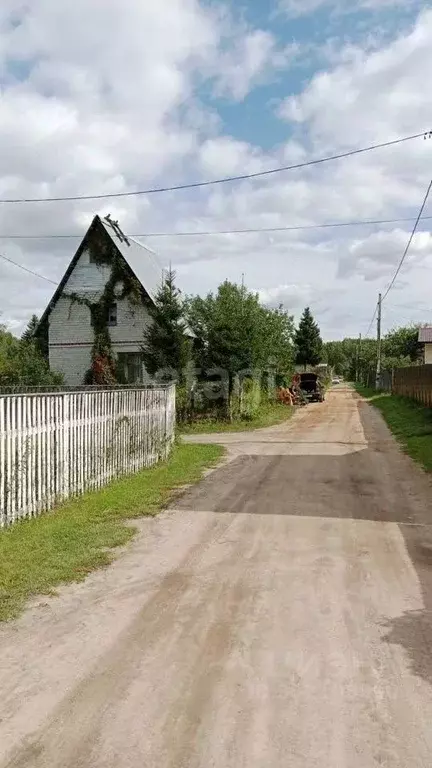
[38,215,164,327]
[418,326,432,343]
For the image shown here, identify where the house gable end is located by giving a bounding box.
[38,216,159,336]
[37,215,168,384]
[37,215,105,330]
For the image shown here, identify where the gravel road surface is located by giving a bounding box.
[1,386,432,767]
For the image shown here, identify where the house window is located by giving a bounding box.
[107,304,117,327]
[117,352,143,384]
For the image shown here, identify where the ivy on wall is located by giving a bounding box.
[66,227,142,385]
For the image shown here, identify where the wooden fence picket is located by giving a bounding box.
[0,385,175,527]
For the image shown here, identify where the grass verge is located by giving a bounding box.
[179,402,293,434]
[355,383,432,472]
[0,443,224,622]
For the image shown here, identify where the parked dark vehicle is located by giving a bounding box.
[299,372,325,403]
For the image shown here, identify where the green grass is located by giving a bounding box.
[355,383,432,472]
[0,443,224,622]
[354,383,382,400]
[180,402,293,434]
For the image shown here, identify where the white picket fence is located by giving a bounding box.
[0,385,176,527]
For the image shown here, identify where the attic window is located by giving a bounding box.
[107,304,117,327]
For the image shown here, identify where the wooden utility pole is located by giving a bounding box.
[375,293,382,389]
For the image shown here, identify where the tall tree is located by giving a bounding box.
[187,282,294,382]
[142,268,191,382]
[295,307,323,369]
[257,304,295,385]
[21,314,39,343]
[21,314,49,358]
[187,281,257,403]
[186,281,295,418]
[322,340,348,376]
[383,325,419,362]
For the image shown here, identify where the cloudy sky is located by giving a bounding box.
[1,0,432,340]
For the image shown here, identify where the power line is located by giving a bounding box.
[0,252,57,285]
[1,214,432,240]
[381,179,432,302]
[365,303,378,337]
[2,199,431,290]
[362,179,432,342]
[2,181,432,307]
[0,131,428,205]
[128,214,432,237]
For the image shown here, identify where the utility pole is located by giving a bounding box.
[240,272,245,316]
[375,293,382,389]
[356,333,361,382]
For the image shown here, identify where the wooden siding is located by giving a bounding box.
[48,247,153,385]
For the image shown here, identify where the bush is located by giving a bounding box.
[0,326,63,388]
[240,378,262,420]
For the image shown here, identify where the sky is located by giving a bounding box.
[0,0,432,341]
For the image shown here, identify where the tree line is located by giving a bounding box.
[142,271,325,419]
[322,325,420,386]
[0,273,323,403]
[144,271,423,399]
[143,270,323,380]
[2,271,422,402]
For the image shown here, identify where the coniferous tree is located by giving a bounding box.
[21,314,39,343]
[295,307,323,369]
[142,268,191,382]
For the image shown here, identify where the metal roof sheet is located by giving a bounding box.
[100,217,195,337]
[418,326,432,343]
[99,218,164,303]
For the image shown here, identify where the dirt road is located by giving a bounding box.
[1,386,432,767]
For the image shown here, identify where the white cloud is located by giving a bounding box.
[1,2,432,342]
[279,9,432,145]
[213,30,299,101]
[197,136,273,179]
[278,0,420,19]
[337,229,432,280]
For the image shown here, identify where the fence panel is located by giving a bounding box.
[378,370,393,392]
[0,385,175,527]
[393,365,432,405]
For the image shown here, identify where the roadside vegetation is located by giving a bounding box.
[0,443,223,622]
[144,273,326,427]
[180,402,292,434]
[0,317,62,389]
[356,384,432,473]
[324,325,419,386]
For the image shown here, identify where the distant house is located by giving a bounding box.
[38,215,165,386]
[418,327,432,364]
